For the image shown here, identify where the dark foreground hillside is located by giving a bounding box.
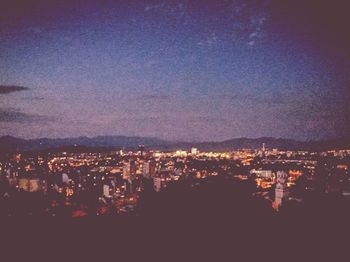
[1,177,349,261]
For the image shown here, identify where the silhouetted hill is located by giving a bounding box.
[0,135,349,153]
[1,175,349,260]
[0,135,169,152]
[172,137,305,151]
[153,136,350,151]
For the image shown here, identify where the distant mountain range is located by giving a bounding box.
[0,135,349,153]
[0,136,168,153]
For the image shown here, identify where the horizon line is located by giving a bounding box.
[1,134,348,144]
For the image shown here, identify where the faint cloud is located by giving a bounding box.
[249,32,258,38]
[0,85,52,123]
[204,33,219,47]
[141,94,169,100]
[0,85,29,94]
[144,5,154,12]
[228,0,270,46]
[248,40,255,46]
[21,96,45,101]
[0,108,54,123]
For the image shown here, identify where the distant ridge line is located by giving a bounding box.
[0,135,349,153]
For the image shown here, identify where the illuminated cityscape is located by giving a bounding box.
[1,0,349,260]
[1,144,349,217]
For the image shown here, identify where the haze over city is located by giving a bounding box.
[1,0,349,141]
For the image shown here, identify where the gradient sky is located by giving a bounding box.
[0,0,349,141]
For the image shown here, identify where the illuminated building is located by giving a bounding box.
[191,147,198,156]
[62,173,69,184]
[123,161,136,181]
[142,160,156,179]
[336,164,348,171]
[175,150,187,157]
[138,145,145,156]
[275,171,289,209]
[18,178,43,192]
[250,169,273,179]
[153,177,162,192]
[15,153,21,163]
[103,184,110,197]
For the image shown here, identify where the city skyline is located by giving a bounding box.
[1,0,349,141]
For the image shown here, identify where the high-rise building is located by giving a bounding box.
[153,177,162,192]
[275,171,289,209]
[142,160,156,179]
[119,149,124,156]
[103,184,110,197]
[142,162,149,178]
[62,173,69,184]
[191,147,198,156]
[123,161,136,181]
[138,145,145,156]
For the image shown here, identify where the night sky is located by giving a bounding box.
[1,0,349,141]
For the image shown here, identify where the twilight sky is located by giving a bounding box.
[0,0,349,141]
